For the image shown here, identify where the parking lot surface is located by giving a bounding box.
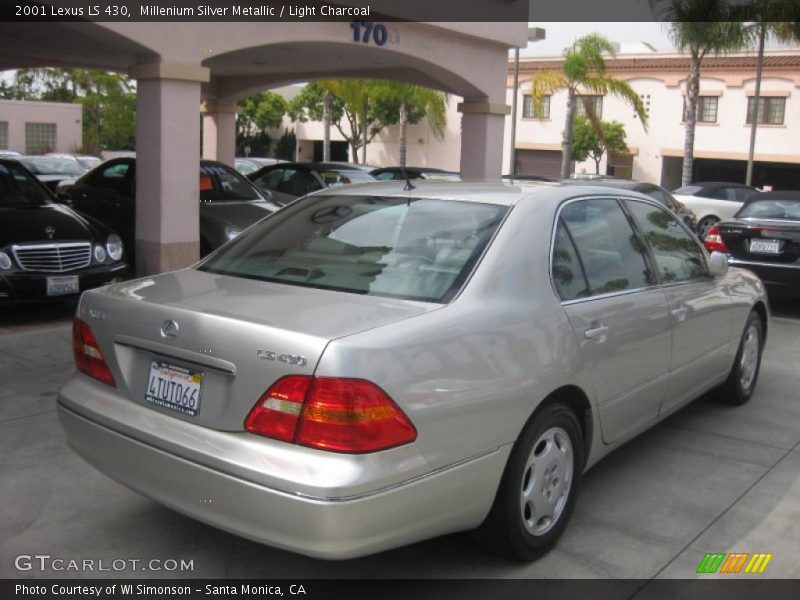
[2,301,799,583]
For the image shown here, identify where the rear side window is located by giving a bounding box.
[252,168,283,191]
[198,195,508,303]
[200,164,261,201]
[625,200,708,283]
[552,220,590,301]
[559,198,651,296]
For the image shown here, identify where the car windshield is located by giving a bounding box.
[198,195,508,303]
[736,200,800,221]
[673,185,702,195]
[21,157,84,176]
[235,160,258,175]
[0,162,52,206]
[200,164,263,202]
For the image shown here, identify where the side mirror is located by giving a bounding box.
[708,251,728,277]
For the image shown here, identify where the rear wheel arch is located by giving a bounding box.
[529,385,593,466]
[752,301,768,344]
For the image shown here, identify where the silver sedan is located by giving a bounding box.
[58,181,768,560]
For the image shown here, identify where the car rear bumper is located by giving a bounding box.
[57,380,509,559]
[728,258,800,295]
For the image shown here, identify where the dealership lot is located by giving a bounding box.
[1,302,799,582]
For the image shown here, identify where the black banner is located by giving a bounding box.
[2,0,799,22]
[5,580,800,600]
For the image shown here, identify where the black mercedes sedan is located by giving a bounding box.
[59,158,279,267]
[0,158,128,304]
[704,191,800,297]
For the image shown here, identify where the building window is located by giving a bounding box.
[0,122,8,150]
[683,96,718,123]
[575,95,603,118]
[747,97,785,125]
[25,122,57,154]
[522,94,550,119]
[634,93,650,120]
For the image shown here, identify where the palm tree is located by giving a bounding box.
[374,82,448,168]
[739,4,800,185]
[655,1,747,186]
[530,34,648,179]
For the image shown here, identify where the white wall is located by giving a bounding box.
[0,100,82,153]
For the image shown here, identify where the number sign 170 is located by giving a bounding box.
[350,22,394,46]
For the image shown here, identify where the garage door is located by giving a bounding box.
[515,149,563,180]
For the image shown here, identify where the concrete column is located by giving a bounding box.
[131,62,210,275]
[458,101,510,180]
[201,100,237,166]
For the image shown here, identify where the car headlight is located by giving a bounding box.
[106,234,124,262]
[93,244,107,264]
[0,251,11,270]
[225,226,242,241]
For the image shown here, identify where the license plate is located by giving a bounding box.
[46,275,79,296]
[749,239,782,254]
[145,361,203,417]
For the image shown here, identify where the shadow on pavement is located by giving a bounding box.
[0,301,76,334]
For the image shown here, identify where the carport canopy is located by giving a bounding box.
[0,19,527,274]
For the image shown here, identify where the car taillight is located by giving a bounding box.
[72,317,116,387]
[245,376,417,453]
[704,226,728,253]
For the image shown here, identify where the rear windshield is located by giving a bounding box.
[736,200,800,221]
[198,195,508,303]
[200,164,263,202]
[0,162,52,206]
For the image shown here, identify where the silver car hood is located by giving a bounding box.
[76,269,439,431]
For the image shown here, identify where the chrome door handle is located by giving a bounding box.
[584,325,610,340]
[671,307,688,322]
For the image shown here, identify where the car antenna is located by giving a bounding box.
[401,165,416,192]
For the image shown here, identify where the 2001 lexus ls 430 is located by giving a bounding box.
[58,181,768,560]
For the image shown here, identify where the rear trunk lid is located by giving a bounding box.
[718,219,800,265]
[79,269,439,431]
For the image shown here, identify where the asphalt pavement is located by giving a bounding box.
[1,300,799,586]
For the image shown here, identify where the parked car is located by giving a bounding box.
[0,158,127,304]
[502,174,556,182]
[672,182,761,237]
[17,155,88,193]
[0,150,22,158]
[58,180,767,560]
[371,166,460,181]
[566,178,698,232]
[46,153,103,171]
[59,158,278,266]
[704,191,800,297]
[234,157,285,176]
[314,161,377,172]
[248,162,376,206]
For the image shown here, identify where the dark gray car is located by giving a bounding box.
[60,158,279,267]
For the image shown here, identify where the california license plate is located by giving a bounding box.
[46,275,79,296]
[749,239,781,254]
[145,361,203,417]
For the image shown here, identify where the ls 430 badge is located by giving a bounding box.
[257,349,307,367]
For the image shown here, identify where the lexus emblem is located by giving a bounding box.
[45,225,56,239]
[160,320,180,339]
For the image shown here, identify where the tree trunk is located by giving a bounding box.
[560,90,577,179]
[361,98,368,165]
[322,90,332,163]
[399,99,408,168]
[746,23,766,187]
[682,56,701,187]
[594,156,601,174]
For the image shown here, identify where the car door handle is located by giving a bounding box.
[584,325,610,341]
[671,307,688,322]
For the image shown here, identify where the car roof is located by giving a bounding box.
[692,181,756,190]
[563,179,643,190]
[312,179,652,207]
[744,191,800,202]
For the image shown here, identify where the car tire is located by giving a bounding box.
[475,402,583,561]
[697,216,719,238]
[718,311,764,405]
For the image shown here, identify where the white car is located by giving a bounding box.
[672,182,760,237]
